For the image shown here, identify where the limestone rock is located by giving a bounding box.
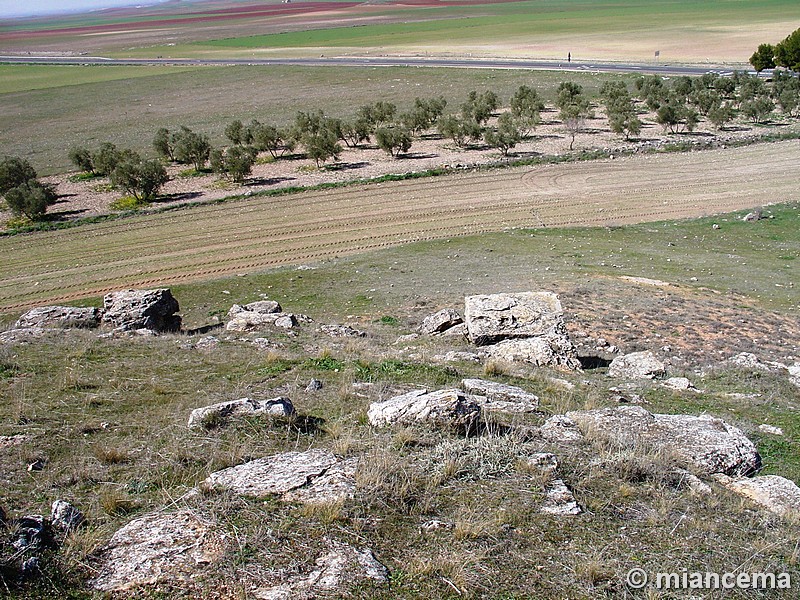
[483,333,581,370]
[726,352,786,373]
[523,452,559,475]
[89,510,226,592]
[727,475,800,517]
[0,434,29,449]
[540,415,584,444]
[230,301,282,315]
[788,364,800,388]
[306,378,323,392]
[0,327,48,344]
[540,479,581,516]
[758,424,784,436]
[255,540,388,600]
[568,406,760,476]
[274,314,298,329]
[419,308,463,335]
[50,500,84,532]
[461,378,539,413]
[318,323,366,338]
[14,306,101,330]
[661,377,696,391]
[12,515,51,552]
[188,397,295,430]
[464,292,567,346]
[607,351,666,379]
[367,389,481,431]
[203,448,339,498]
[283,457,358,504]
[101,289,181,333]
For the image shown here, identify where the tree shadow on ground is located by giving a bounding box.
[323,161,368,172]
[245,176,295,187]
[157,191,203,203]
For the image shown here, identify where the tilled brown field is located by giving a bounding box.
[2,141,798,312]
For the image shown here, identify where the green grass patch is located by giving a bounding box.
[0,64,199,94]
[109,195,149,212]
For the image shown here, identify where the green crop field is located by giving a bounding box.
[0,64,200,95]
[201,0,799,50]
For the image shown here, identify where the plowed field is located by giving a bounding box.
[2,141,797,311]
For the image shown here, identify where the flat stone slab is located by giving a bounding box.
[461,378,539,413]
[483,334,581,370]
[727,475,800,517]
[14,306,101,329]
[204,449,339,498]
[255,540,388,600]
[367,389,481,431]
[90,510,226,593]
[567,405,761,476]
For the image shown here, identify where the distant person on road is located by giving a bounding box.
[568,52,571,63]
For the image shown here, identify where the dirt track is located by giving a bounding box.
[1,141,798,312]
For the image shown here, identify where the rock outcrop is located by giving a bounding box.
[14,306,101,330]
[367,389,481,431]
[463,292,580,370]
[461,378,539,413]
[101,289,181,332]
[568,406,760,476]
[254,540,388,600]
[188,397,295,430]
[203,448,355,504]
[419,308,463,335]
[607,351,666,379]
[90,510,226,592]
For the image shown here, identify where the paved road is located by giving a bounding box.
[0,54,751,77]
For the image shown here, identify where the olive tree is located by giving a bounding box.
[484,113,522,156]
[375,127,413,157]
[111,154,169,202]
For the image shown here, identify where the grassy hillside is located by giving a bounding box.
[1,203,799,597]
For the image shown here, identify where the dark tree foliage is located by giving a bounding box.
[0,156,37,195]
[172,126,212,171]
[110,155,169,202]
[68,147,95,174]
[375,127,413,157]
[4,179,57,220]
[750,44,776,72]
[210,146,257,182]
[483,112,522,156]
[437,114,482,148]
[775,28,800,71]
[153,128,174,161]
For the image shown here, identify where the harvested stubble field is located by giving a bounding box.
[1,141,798,312]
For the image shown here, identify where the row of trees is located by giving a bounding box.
[7,71,799,222]
[750,27,800,72]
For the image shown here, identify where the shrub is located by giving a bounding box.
[0,156,37,195]
[68,146,95,174]
[110,155,168,202]
[375,126,413,157]
[4,179,58,220]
